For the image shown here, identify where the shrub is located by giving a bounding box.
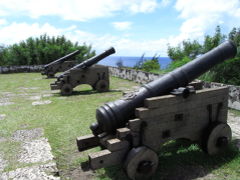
[0,34,95,66]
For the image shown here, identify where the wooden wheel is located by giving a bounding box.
[95,80,109,92]
[204,123,232,155]
[60,83,73,96]
[124,146,158,180]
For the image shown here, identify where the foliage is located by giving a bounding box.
[166,56,191,72]
[167,40,202,61]
[141,58,160,72]
[0,34,95,66]
[167,26,240,85]
[202,26,226,53]
[134,53,161,72]
[116,59,124,68]
[134,53,145,69]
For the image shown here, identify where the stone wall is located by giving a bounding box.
[109,66,240,110]
[0,65,44,74]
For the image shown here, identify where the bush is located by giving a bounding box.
[0,34,95,66]
[166,56,191,72]
[166,26,240,85]
[134,54,161,72]
[141,59,160,72]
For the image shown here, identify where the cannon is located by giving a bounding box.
[50,47,115,95]
[76,41,237,179]
[41,50,80,78]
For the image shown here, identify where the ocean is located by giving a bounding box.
[97,56,172,69]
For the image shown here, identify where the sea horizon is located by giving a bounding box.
[98,55,172,69]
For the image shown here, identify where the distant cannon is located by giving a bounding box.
[41,50,80,78]
[50,47,116,95]
[76,41,237,179]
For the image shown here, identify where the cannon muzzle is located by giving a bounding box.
[92,41,237,134]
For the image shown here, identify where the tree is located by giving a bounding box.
[167,39,201,61]
[134,53,145,69]
[141,58,160,72]
[202,26,226,53]
[167,25,240,85]
[0,34,95,66]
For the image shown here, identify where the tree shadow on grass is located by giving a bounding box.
[100,140,239,180]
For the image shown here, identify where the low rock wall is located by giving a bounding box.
[0,65,44,74]
[109,66,240,110]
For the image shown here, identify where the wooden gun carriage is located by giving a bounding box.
[50,47,115,95]
[75,41,237,179]
[77,83,231,179]
[50,64,109,95]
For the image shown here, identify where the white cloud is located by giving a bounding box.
[0,22,75,44]
[129,0,158,13]
[0,19,7,25]
[112,21,132,31]
[160,0,172,7]
[0,21,168,56]
[174,0,240,40]
[64,28,168,56]
[0,0,158,21]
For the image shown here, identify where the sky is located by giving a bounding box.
[0,0,239,56]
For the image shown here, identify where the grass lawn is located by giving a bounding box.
[0,73,239,180]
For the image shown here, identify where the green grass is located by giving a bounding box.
[0,73,137,179]
[0,73,239,180]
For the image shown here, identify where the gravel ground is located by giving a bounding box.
[18,138,54,163]
[0,128,60,179]
[0,114,6,121]
[0,153,7,173]
[32,100,52,106]
[1,162,59,180]
[228,112,240,138]
[12,128,43,142]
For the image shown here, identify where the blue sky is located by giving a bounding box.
[0,0,239,56]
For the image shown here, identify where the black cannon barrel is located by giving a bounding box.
[58,47,115,77]
[70,47,115,70]
[92,41,237,134]
[45,50,80,68]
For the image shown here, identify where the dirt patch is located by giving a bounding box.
[18,138,54,163]
[5,128,60,179]
[29,95,42,100]
[228,112,240,138]
[12,128,43,142]
[18,87,40,90]
[0,114,6,120]
[1,162,60,180]
[0,137,7,142]
[0,92,16,97]
[43,94,53,97]
[0,97,14,106]
[0,102,14,106]
[0,153,7,173]
[68,166,95,180]
[32,100,52,106]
